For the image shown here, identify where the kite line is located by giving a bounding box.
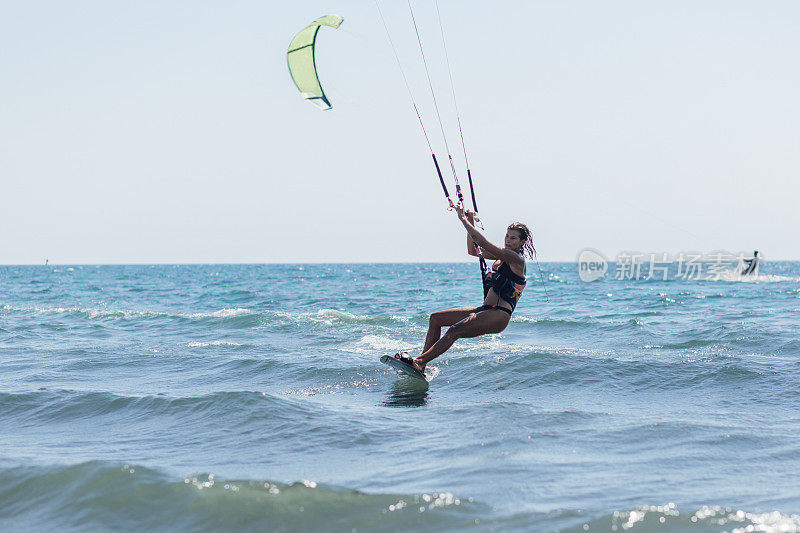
[375,0,547,300]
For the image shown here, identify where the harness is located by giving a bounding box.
[483,261,526,312]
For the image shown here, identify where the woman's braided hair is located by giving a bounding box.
[508,222,536,259]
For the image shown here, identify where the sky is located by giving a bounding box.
[1,0,798,263]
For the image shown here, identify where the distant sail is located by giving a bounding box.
[286,14,343,110]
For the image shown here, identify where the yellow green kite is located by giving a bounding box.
[287,14,344,110]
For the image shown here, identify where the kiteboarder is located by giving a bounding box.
[393,205,535,373]
[741,250,760,276]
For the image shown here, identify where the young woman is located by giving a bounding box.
[394,204,536,373]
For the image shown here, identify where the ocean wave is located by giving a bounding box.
[1,303,274,328]
[776,339,800,356]
[0,389,317,427]
[511,315,591,328]
[186,341,244,348]
[0,304,417,335]
[440,347,775,393]
[350,334,418,355]
[1,300,597,338]
[582,503,800,533]
[298,308,407,326]
[283,372,385,397]
[382,331,772,386]
[1,303,260,324]
[0,462,483,532]
[4,461,796,532]
[189,308,253,319]
[0,303,171,320]
[594,310,663,318]
[734,274,800,283]
[649,338,727,349]
[257,309,418,337]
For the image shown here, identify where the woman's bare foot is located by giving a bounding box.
[394,352,425,374]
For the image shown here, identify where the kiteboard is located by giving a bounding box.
[380,355,428,382]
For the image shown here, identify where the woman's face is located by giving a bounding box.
[504,229,524,251]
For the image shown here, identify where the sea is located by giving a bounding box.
[1,262,799,532]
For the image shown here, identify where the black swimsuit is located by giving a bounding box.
[477,304,513,316]
[479,261,526,315]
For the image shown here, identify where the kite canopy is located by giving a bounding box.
[287,14,343,110]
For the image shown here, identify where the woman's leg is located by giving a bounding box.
[423,307,480,352]
[416,309,510,370]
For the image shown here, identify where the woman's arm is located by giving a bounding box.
[455,205,521,266]
[465,211,475,255]
[465,210,497,260]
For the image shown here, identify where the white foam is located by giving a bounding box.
[190,308,252,318]
[425,366,441,380]
[2,303,260,321]
[351,334,415,354]
[314,308,366,324]
[266,308,370,326]
[738,274,800,282]
[186,341,243,348]
[704,270,800,283]
[0,304,167,320]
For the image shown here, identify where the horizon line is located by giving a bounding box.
[2,259,799,267]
